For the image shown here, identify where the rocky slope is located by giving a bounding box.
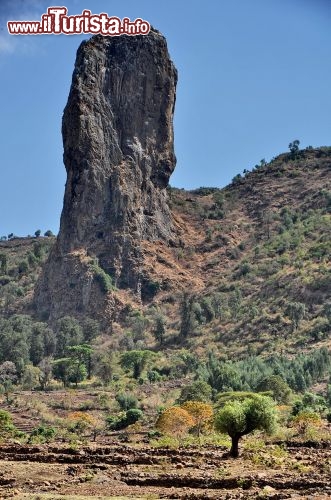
[34,29,178,321]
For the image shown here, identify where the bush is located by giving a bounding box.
[116,392,138,411]
[29,425,56,443]
[0,410,18,439]
[106,409,143,430]
[90,262,114,293]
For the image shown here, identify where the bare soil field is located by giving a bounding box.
[0,441,330,499]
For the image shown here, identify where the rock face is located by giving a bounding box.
[35,30,177,321]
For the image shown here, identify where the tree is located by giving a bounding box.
[153,313,166,345]
[82,318,100,343]
[55,316,83,357]
[288,140,300,156]
[156,407,195,440]
[179,293,197,339]
[181,401,213,441]
[107,408,143,431]
[94,354,113,386]
[0,361,17,403]
[68,412,101,440]
[44,230,54,237]
[215,394,277,458]
[34,229,41,238]
[177,380,212,404]
[285,302,305,331]
[21,365,41,390]
[120,350,155,379]
[256,375,291,404]
[67,344,93,380]
[38,357,53,390]
[292,410,321,436]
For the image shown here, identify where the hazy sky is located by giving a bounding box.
[1,0,330,236]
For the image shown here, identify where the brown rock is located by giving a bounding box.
[35,29,177,321]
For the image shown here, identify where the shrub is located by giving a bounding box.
[90,263,114,293]
[116,392,138,411]
[29,425,56,443]
[155,407,195,440]
[0,410,19,439]
[106,409,143,430]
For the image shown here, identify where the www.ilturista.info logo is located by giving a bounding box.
[7,7,151,36]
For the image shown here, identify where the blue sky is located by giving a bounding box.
[0,0,330,236]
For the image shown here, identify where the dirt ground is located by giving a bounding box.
[0,441,330,500]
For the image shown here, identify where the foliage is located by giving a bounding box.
[29,425,56,443]
[177,380,213,404]
[116,392,138,411]
[89,262,114,293]
[106,408,143,431]
[68,412,100,440]
[0,361,17,403]
[179,293,198,339]
[152,312,166,345]
[256,375,292,404]
[291,410,322,435]
[0,410,18,439]
[120,350,155,379]
[156,406,195,439]
[215,394,277,457]
[21,364,41,390]
[288,140,300,157]
[181,401,213,439]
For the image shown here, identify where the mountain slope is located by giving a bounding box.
[0,146,330,360]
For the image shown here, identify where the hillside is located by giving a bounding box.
[0,146,330,365]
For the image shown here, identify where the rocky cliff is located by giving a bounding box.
[34,29,178,321]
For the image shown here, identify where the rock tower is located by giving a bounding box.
[35,29,177,320]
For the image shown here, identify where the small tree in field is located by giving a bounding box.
[215,395,277,458]
[156,407,194,441]
[181,401,213,441]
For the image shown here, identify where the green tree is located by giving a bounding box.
[82,318,100,343]
[285,302,305,331]
[179,293,197,339]
[120,350,155,379]
[93,351,114,386]
[67,344,93,380]
[153,313,166,345]
[55,316,83,357]
[34,229,41,238]
[21,365,41,390]
[215,394,277,458]
[38,357,53,390]
[44,230,54,237]
[0,361,17,403]
[0,410,17,438]
[177,380,212,404]
[256,375,291,404]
